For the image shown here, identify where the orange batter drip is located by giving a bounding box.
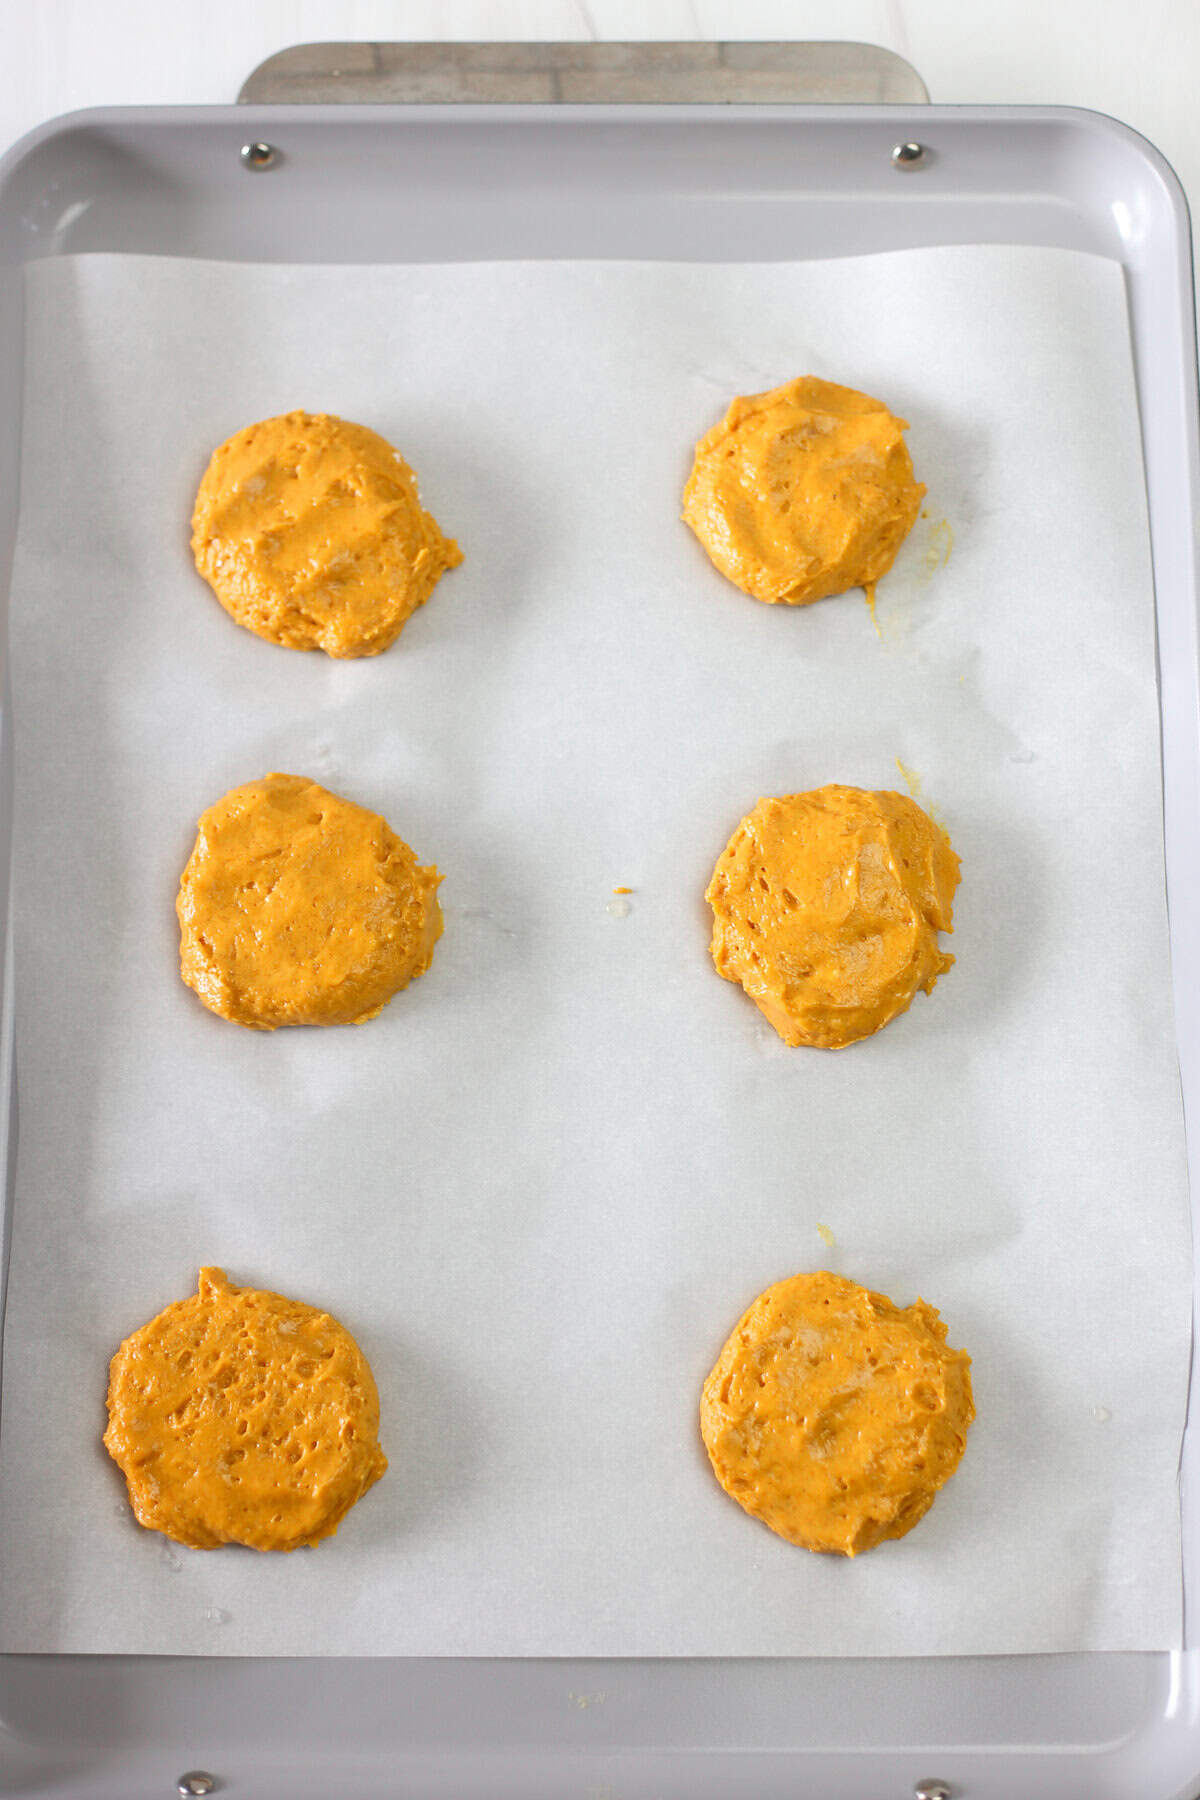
[191,411,462,657]
[701,1270,974,1556]
[706,784,959,1048]
[682,376,924,606]
[177,773,442,1030]
[104,1268,388,1552]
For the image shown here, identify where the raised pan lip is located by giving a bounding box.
[0,99,1190,251]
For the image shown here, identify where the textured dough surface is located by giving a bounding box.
[191,411,462,657]
[104,1267,388,1552]
[706,785,959,1048]
[177,772,442,1029]
[700,1270,973,1556]
[682,376,925,605]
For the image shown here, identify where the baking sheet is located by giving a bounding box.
[0,245,1189,1658]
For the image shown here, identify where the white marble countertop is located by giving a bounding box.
[3,0,1199,222]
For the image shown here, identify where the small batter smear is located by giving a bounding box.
[920,516,955,579]
[894,759,949,830]
[894,757,923,800]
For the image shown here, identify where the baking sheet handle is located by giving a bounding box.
[237,40,931,107]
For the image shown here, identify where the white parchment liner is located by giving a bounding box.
[0,247,1188,1655]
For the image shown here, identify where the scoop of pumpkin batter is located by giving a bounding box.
[104,1267,388,1552]
[177,772,442,1029]
[191,411,462,657]
[682,376,924,605]
[706,785,959,1049]
[701,1270,973,1556]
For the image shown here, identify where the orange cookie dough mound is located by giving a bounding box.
[706,785,959,1048]
[104,1267,388,1552]
[191,411,462,657]
[701,1270,973,1556]
[177,772,442,1029]
[682,376,924,605]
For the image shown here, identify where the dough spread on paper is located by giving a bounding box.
[104,1267,388,1552]
[682,376,924,605]
[700,1270,973,1556]
[177,772,442,1029]
[191,411,462,657]
[705,785,959,1049]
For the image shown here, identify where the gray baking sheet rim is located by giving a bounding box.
[0,101,1197,1800]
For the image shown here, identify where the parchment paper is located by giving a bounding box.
[0,246,1190,1657]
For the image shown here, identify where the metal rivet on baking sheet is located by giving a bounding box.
[240,141,276,171]
[913,1781,952,1800]
[891,140,926,169]
[176,1775,217,1797]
